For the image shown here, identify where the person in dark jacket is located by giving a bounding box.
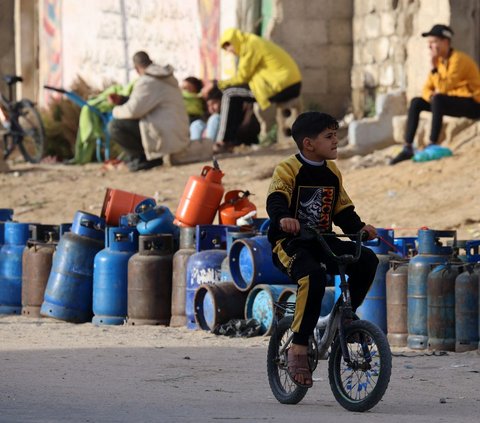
[266,111,378,388]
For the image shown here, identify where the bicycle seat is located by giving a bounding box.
[3,75,23,85]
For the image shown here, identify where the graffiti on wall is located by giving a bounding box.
[41,0,62,103]
[198,0,220,81]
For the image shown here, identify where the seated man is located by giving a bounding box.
[390,24,480,165]
[109,51,189,172]
[205,28,302,153]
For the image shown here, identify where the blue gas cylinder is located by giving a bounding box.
[41,211,105,323]
[0,222,33,314]
[393,237,417,258]
[356,229,394,332]
[244,284,285,335]
[0,209,14,249]
[185,249,226,329]
[195,224,237,252]
[407,229,455,349]
[356,254,390,333]
[136,205,179,243]
[229,235,291,292]
[92,226,138,325]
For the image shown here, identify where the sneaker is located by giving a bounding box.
[127,157,163,172]
[389,146,414,165]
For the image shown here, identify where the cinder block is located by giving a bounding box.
[275,97,303,144]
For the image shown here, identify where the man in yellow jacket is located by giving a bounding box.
[211,28,302,153]
[391,24,480,165]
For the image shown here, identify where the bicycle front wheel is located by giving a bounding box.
[267,316,309,404]
[328,320,391,412]
[17,100,44,163]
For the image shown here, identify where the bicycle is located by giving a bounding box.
[0,75,45,163]
[267,227,392,412]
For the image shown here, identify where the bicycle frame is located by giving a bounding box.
[275,229,371,366]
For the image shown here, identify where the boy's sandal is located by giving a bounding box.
[286,348,313,388]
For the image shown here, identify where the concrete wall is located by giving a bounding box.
[269,0,354,118]
[0,0,16,99]
[58,0,201,91]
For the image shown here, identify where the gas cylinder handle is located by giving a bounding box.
[201,165,213,176]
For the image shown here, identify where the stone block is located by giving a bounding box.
[380,12,396,36]
[328,18,352,44]
[168,140,213,166]
[379,63,395,86]
[338,90,407,157]
[327,69,351,95]
[392,113,478,149]
[324,46,352,69]
[302,69,328,94]
[365,14,381,39]
[373,37,390,62]
[274,97,302,144]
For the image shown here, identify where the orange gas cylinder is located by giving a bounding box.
[219,190,257,225]
[101,188,153,226]
[174,160,225,227]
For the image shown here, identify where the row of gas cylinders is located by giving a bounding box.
[3,202,480,350]
[0,210,177,325]
[350,229,480,352]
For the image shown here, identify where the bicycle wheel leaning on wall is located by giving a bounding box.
[15,99,45,163]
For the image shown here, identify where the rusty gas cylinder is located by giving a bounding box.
[127,234,174,325]
[386,260,409,347]
[170,227,196,327]
[21,225,61,317]
[427,262,463,351]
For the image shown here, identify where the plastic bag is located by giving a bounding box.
[413,145,453,162]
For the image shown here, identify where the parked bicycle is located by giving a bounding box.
[267,227,392,412]
[0,75,44,163]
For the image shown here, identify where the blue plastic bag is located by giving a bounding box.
[413,145,453,162]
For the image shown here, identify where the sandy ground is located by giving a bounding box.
[1,135,480,422]
[1,137,480,240]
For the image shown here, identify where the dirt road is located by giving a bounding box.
[0,315,479,423]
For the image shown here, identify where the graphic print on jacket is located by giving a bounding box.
[266,154,365,244]
[297,186,335,231]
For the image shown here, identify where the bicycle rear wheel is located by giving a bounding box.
[328,320,391,412]
[17,100,44,163]
[267,316,309,404]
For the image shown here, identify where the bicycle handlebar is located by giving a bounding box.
[299,226,367,265]
[43,85,68,94]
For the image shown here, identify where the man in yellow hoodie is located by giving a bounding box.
[391,24,480,165]
[211,28,302,153]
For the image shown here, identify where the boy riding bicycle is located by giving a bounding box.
[266,111,379,388]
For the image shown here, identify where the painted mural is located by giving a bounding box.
[198,0,220,81]
[41,0,62,104]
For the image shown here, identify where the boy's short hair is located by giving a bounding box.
[291,111,339,150]
[206,86,223,101]
[184,76,204,93]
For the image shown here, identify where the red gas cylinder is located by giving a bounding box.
[101,188,153,226]
[218,190,257,225]
[174,160,225,227]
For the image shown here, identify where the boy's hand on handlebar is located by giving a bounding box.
[279,217,300,235]
[361,224,377,240]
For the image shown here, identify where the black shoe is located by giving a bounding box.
[390,146,414,165]
[127,157,163,172]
